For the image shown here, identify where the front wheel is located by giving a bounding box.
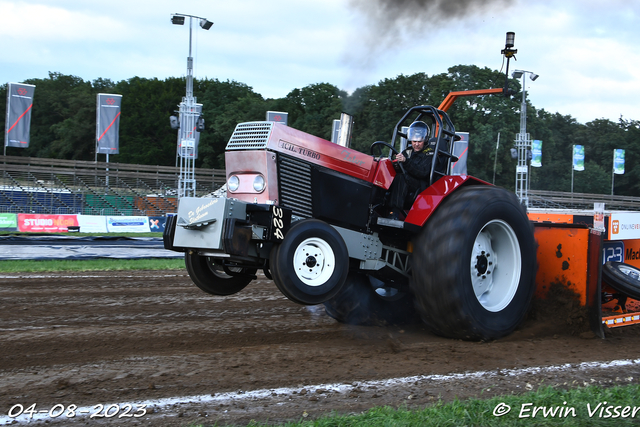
[185,251,256,296]
[411,185,537,341]
[272,219,349,305]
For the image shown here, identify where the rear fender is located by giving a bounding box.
[404,176,491,227]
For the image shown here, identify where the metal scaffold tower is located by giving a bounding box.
[512,69,539,207]
[171,13,212,199]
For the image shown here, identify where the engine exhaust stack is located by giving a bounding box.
[337,113,353,148]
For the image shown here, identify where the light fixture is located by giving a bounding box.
[169,115,179,130]
[196,115,205,132]
[512,70,524,79]
[228,175,240,192]
[200,19,213,30]
[505,32,515,48]
[530,73,539,81]
[171,15,185,25]
[501,32,518,96]
[253,175,266,192]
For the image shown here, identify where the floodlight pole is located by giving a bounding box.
[493,132,500,185]
[171,13,212,199]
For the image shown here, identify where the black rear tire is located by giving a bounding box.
[411,185,536,341]
[185,252,256,296]
[602,261,640,300]
[324,273,417,326]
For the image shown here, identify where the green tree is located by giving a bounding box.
[348,73,436,153]
[20,73,96,159]
[114,76,184,166]
[527,110,582,192]
[2,73,119,161]
[617,119,640,195]
[195,78,267,168]
[282,83,346,141]
[2,65,637,200]
[441,65,521,187]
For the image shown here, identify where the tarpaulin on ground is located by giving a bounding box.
[0,236,183,260]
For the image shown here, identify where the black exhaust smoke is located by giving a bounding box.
[345,0,514,68]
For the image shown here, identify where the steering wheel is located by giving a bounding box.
[370,141,406,174]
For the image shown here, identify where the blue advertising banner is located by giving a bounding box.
[148,216,168,232]
[614,149,625,175]
[106,216,149,233]
[531,140,542,168]
[573,145,585,171]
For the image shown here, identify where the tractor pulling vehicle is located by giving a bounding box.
[164,103,537,341]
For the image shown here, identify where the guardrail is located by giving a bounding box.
[0,155,226,216]
[529,190,640,211]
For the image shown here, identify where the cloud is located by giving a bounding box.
[0,1,130,41]
[1,0,639,123]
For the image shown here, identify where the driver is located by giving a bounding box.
[388,121,434,219]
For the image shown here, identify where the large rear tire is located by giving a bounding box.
[185,252,256,296]
[411,185,536,341]
[602,261,640,300]
[324,273,417,326]
[272,219,349,305]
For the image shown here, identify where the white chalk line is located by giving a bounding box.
[1,358,638,424]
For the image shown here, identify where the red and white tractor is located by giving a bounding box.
[164,100,536,341]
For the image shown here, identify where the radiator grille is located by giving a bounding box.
[226,122,273,150]
[278,156,313,218]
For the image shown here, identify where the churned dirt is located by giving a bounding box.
[1,271,640,426]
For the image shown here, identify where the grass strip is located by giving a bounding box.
[227,384,640,427]
[0,258,185,273]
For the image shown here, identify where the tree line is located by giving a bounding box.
[1,67,638,196]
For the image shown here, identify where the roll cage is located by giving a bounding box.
[388,106,460,187]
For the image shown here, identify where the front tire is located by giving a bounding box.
[411,185,536,341]
[185,251,256,296]
[272,219,349,305]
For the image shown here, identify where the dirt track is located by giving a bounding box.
[1,270,640,426]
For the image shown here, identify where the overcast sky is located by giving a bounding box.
[1,0,638,125]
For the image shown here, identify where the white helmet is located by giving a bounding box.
[407,121,429,142]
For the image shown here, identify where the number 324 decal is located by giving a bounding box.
[271,205,285,240]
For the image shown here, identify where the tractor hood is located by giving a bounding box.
[226,122,377,183]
